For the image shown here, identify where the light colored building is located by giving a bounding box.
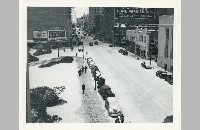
[126,28,158,59]
[157,15,173,72]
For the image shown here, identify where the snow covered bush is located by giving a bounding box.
[39,56,74,68]
[30,86,66,123]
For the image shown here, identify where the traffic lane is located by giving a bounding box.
[83,43,173,122]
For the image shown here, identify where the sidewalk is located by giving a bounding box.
[75,57,113,123]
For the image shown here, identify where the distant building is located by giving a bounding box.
[83,14,89,31]
[76,17,84,27]
[89,7,103,33]
[126,28,158,59]
[157,15,173,72]
[27,7,72,45]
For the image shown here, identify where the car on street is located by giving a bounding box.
[141,62,152,69]
[94,41,98,45]
[118,49,124,53]
[98,85,115,100]
[156,70,167,79]
[109,44,113,47]
[89,42,93,46]
[122,50,128,55]
[165,74,173,85]
[105,97,122,117]
[87,57,93,63]
[88,61,95,68]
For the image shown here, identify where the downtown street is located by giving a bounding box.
[28,29,172,123]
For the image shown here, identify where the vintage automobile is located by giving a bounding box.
[97,77,105,88]
[122,50,128,55]
[118,49,124,53]
[79,41,83,45]
[98,85,115,100]
[105,97,122,117]
[91,65,99,74]
[156,70,168,79]
[109,44,113,47]
[89,42,93,46]
[88,61,95,68]
[141,62,152,69]
[165,74,173,85]
[87,57,93,63]
[94,41,98,45]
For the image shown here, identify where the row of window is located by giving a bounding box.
[127,35,147,43]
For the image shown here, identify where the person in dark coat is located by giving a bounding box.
[120,114,124,123]
[84,66,87,73]
[165,65,167,71]
[78,69,81,76]
[115,117,120,123]
[82,66,84,73]
[76,53,77,57]
[82,84,85,94]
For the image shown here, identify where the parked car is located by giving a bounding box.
[103,41,106,43]
[109,44,113,47]
[93,37,96,40]
[118,49,124,53]
[89,42,93,46]
[88,61,95,68]
[105,97,122,117]
[156,70,167,79]
[98,85,115,100]
[79,41,83,45]
[94,41,98,45]
[165,74,173,85]
[97,77,105,87]
[141,62,152,69]
[122,50,128,55]
[87,57,93,63]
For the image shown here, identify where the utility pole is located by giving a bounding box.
[94,71,97,90]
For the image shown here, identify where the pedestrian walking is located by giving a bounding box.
[165,65,167,71]
[120,114,124,123]
[76,53,77,57]
[63,49,65,52]
[84,66,87,73]
[82,66,84,73]
[78,69,81,76]
[82,84,85,94]
[115,117,120,123]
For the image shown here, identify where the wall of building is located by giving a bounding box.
[157,15,173,72]
[27,7,72,40]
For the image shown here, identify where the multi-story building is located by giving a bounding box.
[157,15,174,72]
[27,7,72,46]
[76,17,84,27]
[126,28,158,59]
[83,14,89,32]
[89,7,103,33]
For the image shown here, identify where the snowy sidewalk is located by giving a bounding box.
[75,57,113,123]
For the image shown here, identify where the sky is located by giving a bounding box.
[74,7,89,18]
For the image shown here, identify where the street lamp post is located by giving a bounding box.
[94,71,97,90]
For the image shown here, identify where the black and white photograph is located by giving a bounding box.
[25,7,175,124]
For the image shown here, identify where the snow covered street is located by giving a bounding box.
[82,36,173,123]
[28,33,172,123]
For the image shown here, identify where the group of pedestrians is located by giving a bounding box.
[115,114,124,123]
[78,66,88,76]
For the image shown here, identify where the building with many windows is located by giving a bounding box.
[126,28,158,59]
[89,7,103,33]
[157,15,173,72]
